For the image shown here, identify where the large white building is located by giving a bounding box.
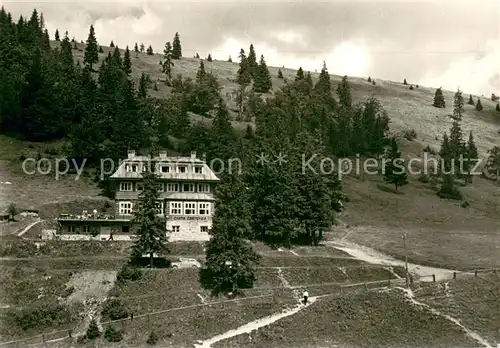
[56,150,220,241]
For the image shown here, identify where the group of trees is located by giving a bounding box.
[237,44,272,93]
[434,88,485,112]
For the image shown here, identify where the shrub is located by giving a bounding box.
[7,300,73,331]
[409,85,414,90]
[86,318,100,339]
[147,331,159,345]
[417,173,429,183]
[403,129,417,141]
[101,299,128,320]
[437,183,462,200]
[116,265,142,283]
[104,326,123,342]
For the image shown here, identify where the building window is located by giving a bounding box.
[132,165,138,172]
[67,226,76,233]
[172,225,180,233]
[194,166,203,174]
[136,183,144,191]
[161,165,170,173]
[120,182,132,191]
[170,202,182,215]
[198,184,210,193]
[183,183,195,192]
[200,226,209,233]
[155,201,163,214]
[166,183,179,192]
[119,202,133,215]
[198,202,211,215]
[82,226,90,233]
[157,183,164,192]
[125,164,132,172]
[122,226,130,233]
[184,202,196,215]
[177,165,187,173]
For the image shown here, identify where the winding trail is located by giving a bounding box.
[326,239,471,282]
[16,218,42,237]
[193,297,318,348]
[395,286,498,348]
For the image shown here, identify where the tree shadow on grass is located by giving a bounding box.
[376,183,405,195]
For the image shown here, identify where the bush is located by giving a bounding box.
[417,173,429,183]
[86,318,100,339]
[116,265,142,283]
[104,326,123,342]
[437,182,463,200]
[6,300,74,331]
[409,85,414,90]
[102,299,128,320]
[147,330,159,345]
[403,129,417,141]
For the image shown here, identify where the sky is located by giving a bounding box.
[5,0,500,96]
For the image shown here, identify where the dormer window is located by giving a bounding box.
[194,166,203,174]
[125,164,132,172]
[177,166,187,173]
[161,166,170,173]
[132,165,138,172]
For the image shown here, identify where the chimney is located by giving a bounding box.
[159,151,167,160]
[127,150,136,159]
[190,151,197,160]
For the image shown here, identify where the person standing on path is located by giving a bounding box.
[303,290,308,305]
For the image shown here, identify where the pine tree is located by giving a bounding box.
[138,73,149,99]
[228,55,232,62]
[247,44,258,77]
[496,103,500,112]
[336,75,352,109]
[368,76,371,82]
[409,85,414,90]
[491,93,499,101]
[172,32,182,59]
[277,69,283,79]
[134,42,139,53]
[433,87,445,108]
[196,60,206,83]
[383,137,408,191]
[295,67,305,81]
[254,55,272,93]
[305,72,313,87]
[123,46,132,75]
[195,52,200,59]
[437,133,461,200]
[161,42,174,82]
[109,40,115,47]
[465,131,478,183]
[448,120,465,177]
[131,170,168,267]
[372,79,376,85]
[86,318,100,339]
[468,94,475,105]
[475,98,483,111]
[485,146,500,182]
[452,88,464,121]
[146,45,154,55]
[84,25,98,71]
[244,124,254,139]
[140,43,145,52]
[207,54,212,62]
[403,78,407,85]
[98,46,103,53]
[237,49,251,86]
[54,28,60,41]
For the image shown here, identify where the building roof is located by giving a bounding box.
[109,150,220,182]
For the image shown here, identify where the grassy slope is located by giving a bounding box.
[1,42,500,270]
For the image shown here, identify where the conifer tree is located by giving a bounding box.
[277,69,283,79]
[372,79,376,85]
[54,28,60,41]
[237,49,251,86]
[247,44,258,77]
[254,55,272,93]
[468,94,475,105]
[84,24,98,71]
[138,73,149,99]
[140,43,145,52]
[485,146,500,182]
[110,40,115,47]
[196,60,206,83]
[438,133,461,200]
[403,78,407,85]
[433,87,445,108]
[465,131,478,183]
[452,88,464,121]
[86,318,100,339]
[244,124,254,139]
[295,67,305,81]
[146,45,154,55]
[305,72,313,86]
[123,46,132,75]
[161,42,174,82]
[228,55,232,62]
[409,85,414,90]
[172,32,182,59]
[98,46,103,53]
[131,170,168,267]
[134,42,139,53]
[195,52,200,58]
[368,76,371,82]
[496,103,500,112]
[448,120,465,177]
[336,75,352,109]
[383,137,408,191]
[207,54,212,62]
[475,98,483,111]
[491,93,499,102]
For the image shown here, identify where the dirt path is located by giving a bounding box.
[326,239,472,282]
[16,219,42,237]
[395,286,498,348]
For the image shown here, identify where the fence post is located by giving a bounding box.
[453,272,456,280]
[432,274,435,283]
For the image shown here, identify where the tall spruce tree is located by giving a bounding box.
[172,32,182,59]
[468,94,475,105]
[123,46,132,75]
[433,87,445,108]
[337,75,352,109]
[146,45,153,55]
[84,24,98,71]
[305,72,313,87]
[452,88,464,121]
[207,54,212,62]
[228,55,232,62]
[237,49,251,86]
[277,69,283,79]
[295,67,305,81]
[496,103,500,112]
[383,137,408,191]
[109,40,114,47]
[247,44,258,77]
[54,28,59,41]
[131,170,168,267]
[448,120,465,178]
[438,133,461,200]
[465,131,478,183]
[161,42,174,82]
[254,55,272,93]
[140,42,145,52]
[485,146,500,182]
[134,42,139,53]
[403,78,407,85]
